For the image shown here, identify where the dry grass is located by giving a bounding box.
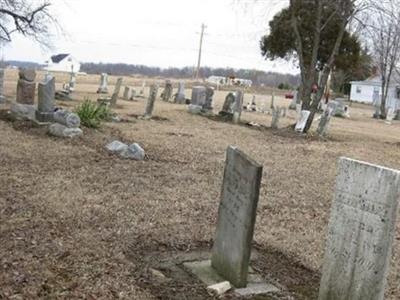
[1,70,400,299]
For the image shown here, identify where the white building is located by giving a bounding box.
[44,54,81,73]
[206,76,252,87]
[350,76,400,111]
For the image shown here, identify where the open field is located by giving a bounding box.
[1,70,400,299]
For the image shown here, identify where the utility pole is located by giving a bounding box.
[195,23,206,80]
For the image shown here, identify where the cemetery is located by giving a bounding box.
[0,67,400,300]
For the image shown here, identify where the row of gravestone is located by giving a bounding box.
[196,146,400,299]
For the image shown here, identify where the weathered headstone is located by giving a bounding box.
[211,146,263,288]
[221,93,236,115]
[232,90,244,124]
[97,73,109,94]
[175,82,186,104]
[271,106,282,129]
[289,91,298,110]
[16,69,36,105]
[317,106,335,137]
[295,110,310,133]
[123,86,130,100]
[318,158,400,300]
[110,78,123,107]
[53,110,81,128]
[161,80,173,102]
[203,87,214,112]
[189,86,206,114]
[130,89,137,101]
[143,84,158,119]
[0,68,5,103]
[35,75,55,122]
[68,72,76,92]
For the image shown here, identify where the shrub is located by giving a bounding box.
[75,99,112,128]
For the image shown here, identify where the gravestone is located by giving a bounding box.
[35,75,55,122]
[110,78,123,107]
[271,106,282,129]
[189,86,206,114]
[203,87,214,112]
[123,86,130,100]
[143,84,158,119]
[318,158,400,300]
[175,82,186,104]
[97,73,109,94]
[211,146,263,288]
[130,89,137,101]
[295,110,310,133]
[220,91,243,123]
[289,91,298,110]
[161,80,173,102]
[140,81,146,95]
[16,68,36,105]
[317,106,335,137]
[68,72,76,92]
[0,69,5,103]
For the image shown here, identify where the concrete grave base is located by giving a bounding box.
[183,260,279,297]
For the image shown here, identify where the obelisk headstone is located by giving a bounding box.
[97,73,108,94]
[318,158,400,300]
[143,84,158,119]
[16,68,36,105]
[36,75,55,122]
[211,146,263,288]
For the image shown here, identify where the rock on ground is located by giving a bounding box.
[106,141,145,161]
[48,123,83,138]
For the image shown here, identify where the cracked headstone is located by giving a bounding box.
[143,84,158,119]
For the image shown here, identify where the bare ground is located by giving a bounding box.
[0,70,400,299]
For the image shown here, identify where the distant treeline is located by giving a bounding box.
[4,60,300,88]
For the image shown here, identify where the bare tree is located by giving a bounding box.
[0,0,56,48]
[365,0,400,119]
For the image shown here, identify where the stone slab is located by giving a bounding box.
[318,157,400,300]
[184,260,278,296]
[211,146,263,288]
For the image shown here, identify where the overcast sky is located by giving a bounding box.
[3,0,298,74]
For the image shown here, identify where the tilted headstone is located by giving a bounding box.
[211,146,263,288]
[203,87,214,111]
[143,84,158,119]
[271,106,282,129]
[110,77,123,107]
[123,86,130,100]
[318,158,400,300]
[16,68,36,105]
[161,80,173,102]
[317,106,335,137]
[175,82,186,104]
[0,68,5,103]
[35,75,55,122]
[295,110,310,133]
[97,73,109,94]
